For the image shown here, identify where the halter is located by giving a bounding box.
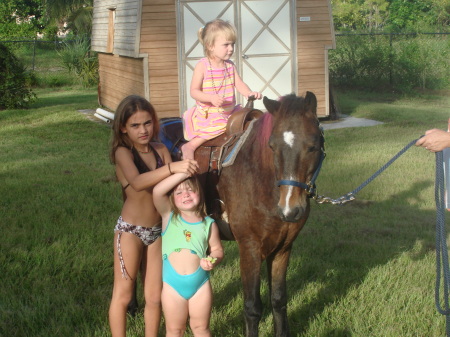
[277,127,325,198]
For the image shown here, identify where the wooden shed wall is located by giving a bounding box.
[140,0,179,119]
[97,54,146,110]
[296,0,335,117]
[92,0,142,57]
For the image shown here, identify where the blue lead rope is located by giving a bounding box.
[314,138,421,205]
[314,136,450,335]
[435,150,450,337]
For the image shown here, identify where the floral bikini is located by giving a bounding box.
[114,145,164,280]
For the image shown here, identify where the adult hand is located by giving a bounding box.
[416,129,450,153]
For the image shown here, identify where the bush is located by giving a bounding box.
[329,33,450,93]
[0,42,36,109]
[329,34,391,91]
[393,36,449,91]
[57,36,99,87]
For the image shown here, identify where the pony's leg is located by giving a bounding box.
[239,245,263,337]
[267,250,291,337]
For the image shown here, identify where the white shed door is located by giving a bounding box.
[177,0,296,112]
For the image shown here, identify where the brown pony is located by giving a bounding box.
[153,92,324,336]
[216,92,324,337]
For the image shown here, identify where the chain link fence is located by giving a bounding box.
[2,38,80,87]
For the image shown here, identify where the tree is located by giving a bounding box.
[43,0,93,36]
[331,0,366,30]
[363,0,389,30]
[331,0,389,30]
[0,0,47,38]
[388,0,433,30]
[0,42,36,109]
[331,0,450,31]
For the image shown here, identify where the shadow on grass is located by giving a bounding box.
[286,180,437,335]
[32,92,97,109]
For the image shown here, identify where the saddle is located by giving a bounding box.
[160,97,263,173]
[194,97,263,174]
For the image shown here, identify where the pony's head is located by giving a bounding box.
[263,92,324,222]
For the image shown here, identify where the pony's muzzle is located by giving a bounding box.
[277,205,305,222]
[277,184,308,222]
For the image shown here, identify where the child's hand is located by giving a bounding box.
[170,159,198,176]
[247,91,262,100]
[200,256,217,271]
[211,94,225,107]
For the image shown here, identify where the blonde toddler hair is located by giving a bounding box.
[198,19,237,59]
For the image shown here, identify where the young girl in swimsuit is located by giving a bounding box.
[153,173,224,337]
[109,95,198,337]
[182,18,262,159]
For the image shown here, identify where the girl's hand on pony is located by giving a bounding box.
[201,256,217,271]
[210,94,225,107]
[170,159,199,176]
[247,91,262,100]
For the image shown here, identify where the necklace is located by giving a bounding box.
[135,146,151,154]
[208,59,229,96]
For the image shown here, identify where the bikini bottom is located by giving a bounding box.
[162,258,209,300]
[114,216,161,280]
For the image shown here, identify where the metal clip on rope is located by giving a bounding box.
[314,192,355,205]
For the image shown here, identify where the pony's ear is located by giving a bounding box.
[263,96,281,114]
[305,91,317,115]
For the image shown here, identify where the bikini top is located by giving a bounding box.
[122,144,164,192]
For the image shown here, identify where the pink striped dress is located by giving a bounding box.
[183,58,241,141]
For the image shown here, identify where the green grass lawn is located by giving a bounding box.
[1,88,449,336]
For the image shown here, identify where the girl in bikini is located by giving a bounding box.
[108,95,198,337]
[153,172,224,337]
[181,19,262,160]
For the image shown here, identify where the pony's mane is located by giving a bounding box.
[278,94,306,118]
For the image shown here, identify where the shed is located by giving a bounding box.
[91,0,335,118]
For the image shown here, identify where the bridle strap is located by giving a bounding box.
[277,180,309,189]
[276,151,326,196]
